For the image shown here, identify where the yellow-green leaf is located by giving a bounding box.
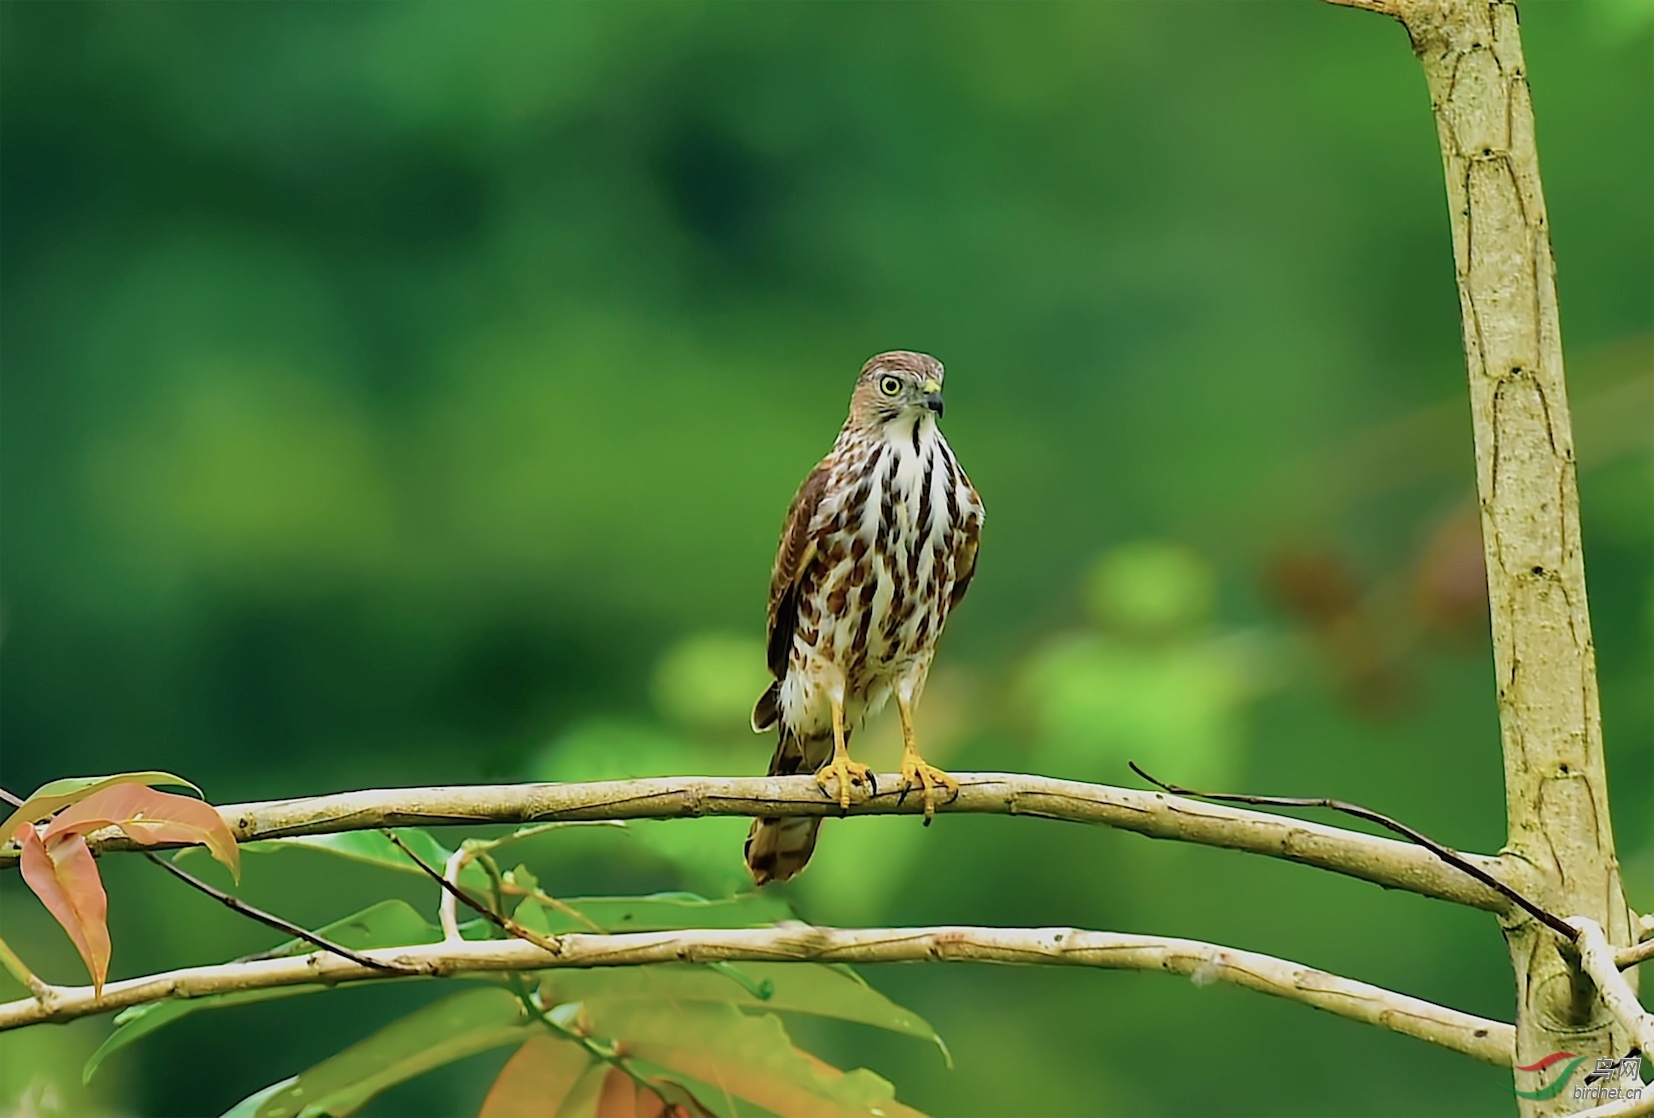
[540,963,944,1058]
[249,988,531,1118]
[85,900,443,1084]
[590,1002,923,1118]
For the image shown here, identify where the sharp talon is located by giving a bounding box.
[897,750,957,827]
[816,757,873,813]
[866,772,878,796]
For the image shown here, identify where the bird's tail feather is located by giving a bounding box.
[745,723,839,885]
[751,681,781,733]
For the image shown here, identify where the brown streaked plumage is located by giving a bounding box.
[746,351,984,885]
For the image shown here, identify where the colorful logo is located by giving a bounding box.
[1513,1052,1645,1103]
[1512,1052,1585,1101]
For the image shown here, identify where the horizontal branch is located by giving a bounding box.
[1616,939,1654,971]
[1,773,1515,914]
[0,923,1515,1065]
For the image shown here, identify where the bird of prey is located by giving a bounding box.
[745,351,984,885]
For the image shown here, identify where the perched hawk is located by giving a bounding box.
[745,351,984,885]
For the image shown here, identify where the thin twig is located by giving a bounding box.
[438,845,470,942]
[1128,763,1580,943]
[379,830,562,955]
[0,788,23,808]
[0,922,1517,1065]
[143,853,417,975]
[473,852,510,929]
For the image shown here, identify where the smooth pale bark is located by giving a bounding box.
[1324,1,1634,1112]
[0,923,1515,1065]
[0,772,1514,913]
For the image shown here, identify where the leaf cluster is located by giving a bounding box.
[4,771,943,1117]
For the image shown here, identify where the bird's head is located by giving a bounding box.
[847,350,946,431]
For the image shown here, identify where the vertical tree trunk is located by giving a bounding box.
[1326,1,1633,1113]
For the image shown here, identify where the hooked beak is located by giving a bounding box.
[920,378,944,417]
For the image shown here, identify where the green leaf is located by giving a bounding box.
[221,1077,298,1118]
[90,986,327,1086]
[539,963,945,1058]
[247,898,441,960]
[514,891,794,935]
[237,829,493,890]
[588,1001,924,1118]
[2,772,203,840]
[251,988,532,1118]
[84,901,443,1083]
[707,961,774,1001]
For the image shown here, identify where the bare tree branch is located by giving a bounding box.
[1130,763,1578,942]
[436,842,472,943]
[0,923,1515,1064]
[1617,940,1654,972]
[1570,917,1654,1058]
[0,773,1516,914]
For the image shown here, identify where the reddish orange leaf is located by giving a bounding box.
[595,1069,681,1118]
[44,784,240,881]
[590,1003,920,1118]
[17,828,110,995]
[478,1035,593,1118]
[0,771,201,841]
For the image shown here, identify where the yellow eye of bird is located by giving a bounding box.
[879,375,903,397]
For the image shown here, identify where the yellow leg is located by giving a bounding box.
[815,695,874,810]
[896,693,960,825]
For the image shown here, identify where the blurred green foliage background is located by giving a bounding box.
[1,2,1649,1115]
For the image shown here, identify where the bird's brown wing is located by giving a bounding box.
[949,490,982,612]
[766,463,829,677]
[752,463,830,732]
